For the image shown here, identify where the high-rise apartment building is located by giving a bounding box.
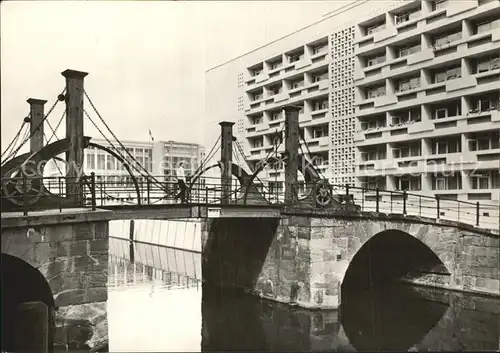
[205,0,408,193]
[354,0,500,205]
[205,0,499,204]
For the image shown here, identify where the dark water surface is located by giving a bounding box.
[107,238,500,352]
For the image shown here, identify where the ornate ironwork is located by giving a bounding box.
[0,137,143,212]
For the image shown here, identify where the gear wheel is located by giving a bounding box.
[315,181,332,207]
[2,165,43,206]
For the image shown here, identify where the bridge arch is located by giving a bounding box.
[342,229,450,291]
[1,253,55,352]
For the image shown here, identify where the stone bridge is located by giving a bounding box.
[1,209,111,351]
[201,209,500,310]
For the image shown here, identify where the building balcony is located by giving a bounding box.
[373,26,398,44]
[373,95,398,108]
[395,11,422,29]
[406,49,435,66]
[445,76,476,93]
[446,0,479,17]
[311,48,329,60]
[295,57,312,70]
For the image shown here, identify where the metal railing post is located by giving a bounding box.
[436,195,440,219]
[91,172,96,211]
[345,183,349,203]
[403,190,407,215]
[311,181,317,207]
[476,202,480,227]
[147,177,151,205]
[98,177,103,207]
[361,188,365,212]
[419,195,422,217]
[205,186,209,205]
[58,177,63,212]
[390,191,393,213]
[22,173,28,216]
[375,188,380,213]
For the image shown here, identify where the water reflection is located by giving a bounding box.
[107,238,202,352]
[107,238,499,352]
[202,284,499,352]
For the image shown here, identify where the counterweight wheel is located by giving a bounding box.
[315,181,332,207]
[2,166,43,206]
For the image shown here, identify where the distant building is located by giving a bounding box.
[44,137,205,200]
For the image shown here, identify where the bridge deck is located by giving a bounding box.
[101,203,282,220]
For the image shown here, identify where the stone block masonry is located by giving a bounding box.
[202,211,500,311]
[1,209,113,350]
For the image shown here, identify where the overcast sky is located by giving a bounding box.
[1,0,353,153]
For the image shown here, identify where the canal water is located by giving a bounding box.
[107,222,500,352]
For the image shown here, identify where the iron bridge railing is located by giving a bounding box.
[1,174,498,234]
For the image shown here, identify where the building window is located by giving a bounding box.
[474,54,500,73]
[432,174,462,190]
[97,155,105,170]
[365,22,386,36]
[312,125,328,138]
[136,156,144,169]
[365,53,386,67]
[471,172,491,189]
[393,142,421,158]
[270,111,281,121]
[106,155,115,170]
[252,138,263,148]
[474,17,500,34]
[468,132,500,151]
[270,61,282,70]
[250,115,263,125]
[432,137,461,154]
[86,154,95,170]
[291,80,304,89]
[472,94,500,112]
[432,66,461,83]
[288,53,303,63]
[492,171,500,189]
[312,100,328,111]
[360,148,386,161]
[360,177,385,190]
[391,108,421,125]
[398,43,421,58]
[432,30,462,48]
[312,44,327,55]
[360,116,386,131]
[252,92,262,101]
[396,76,420,92]
[395,175,421,191]
[432,101,461,119]
[394,8,420,25]
[432,0,448,11]
[365,85,386,99]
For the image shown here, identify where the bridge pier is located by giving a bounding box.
[27,98,47,154]
[219,121,234,205]
[1,209,112,351]
[62,69,88,203]
[283,106,301,206]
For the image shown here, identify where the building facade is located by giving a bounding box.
[44,138,205,198]
[205,0,499,204]
[354,0,500,205]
